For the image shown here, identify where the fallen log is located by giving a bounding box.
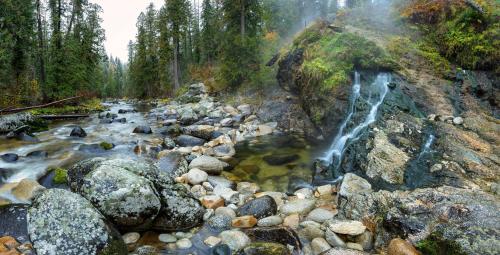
[38,114,89,120]
[0,96,83,114]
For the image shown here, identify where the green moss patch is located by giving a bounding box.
[52,168,68,184]
[416,232,466,255]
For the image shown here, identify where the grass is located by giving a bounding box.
[29,98,106,115]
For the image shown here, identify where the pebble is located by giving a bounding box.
[257,215,283,227]
[280,198,316,215]
[176,238,192,249]
[311,238,332,255]
[122,232,140,244]
[202,181,214,191]
[200,195,225,209]
[453,117,464,125]
[328,220,366,236]
[158,234,177,243]
[186,168,208,185]
[307,208,337,223]
[387,238,421,255]
[219,230,251,251]
[215,207,237,219]
[232,215,258,228]
[204,236,222,247]
[283,214,300,229]
[191,184,207,198]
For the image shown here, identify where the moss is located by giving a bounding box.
[416,232,466,255]
[99,142,114,151]
[52,168,68,184]
[297,27,395,91]
[29,98,106,116]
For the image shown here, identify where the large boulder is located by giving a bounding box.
[189,155,229,175]
[80,166,161,231]
[27,189,127,255]
[152,184,205,231]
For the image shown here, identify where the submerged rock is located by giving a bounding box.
[263,153,299,166]
[27,189,127,255]
[244,227,302,252]
[133,126,152,134]
[242,242,291,255]
[1,153,18,162]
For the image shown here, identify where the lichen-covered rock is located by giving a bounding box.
[27,189,127,255]
[156,151,189,180]
[0,204,29,243]
[152,184,205,231]
[67,157,107,192]
[81,166,161,231]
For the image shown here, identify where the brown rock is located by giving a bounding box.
[0,237,19,250]
[387,238,421,255]
[232,216,258,228]
[200,195,225,209]
[283,214,300,229]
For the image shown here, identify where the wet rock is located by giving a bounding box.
[232,215,258,228]
[7,132,40,142]
[27,189,127,255]
[158,233,177,243]
[201,195,225,209]
[175,135,206,147]
[118,109,136,114]
[311,238,331,255]
[182,125,215,140]
[387,238,420,255]
[219,230,251,251]
[327,220,366,236]
[176,238,192,249]
[162,137,176,150]
[133,125,152,134]
[208,214,233,231]
[153,184,205,231]
[26,150,47,158]
[211,244,231,255]
[185,168,208,185]
[263,154,299,166]
[321,247,369,255]
[123,232,141,244]
[339,173,372,198]
[355,231,373,251]
[236,195,277,219]
[80,165,161,231]
[189,155,229,175]
[213,144,236,158]
[307,208,337,223]
[100,118,113,124]
[242,242,291,255]
[1,153,18,162]
[114,117,127,123]
[257,216,283,227]
[9,179,45,203]
[204,236,222,247]
[157,151,189,179]
[214,185,239,204]
[366,131,410,184]
[215,206,237,219]
[0,204,29,243]
[280,198,316,215]
[70,126,87,137]
[325,229,346,248]
[244,227,302,251]
[78,143,106,153]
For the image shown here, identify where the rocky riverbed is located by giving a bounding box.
[0,80,499,255]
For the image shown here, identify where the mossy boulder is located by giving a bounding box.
[27,189,127,255]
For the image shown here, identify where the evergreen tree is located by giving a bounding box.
[165,0,190,90]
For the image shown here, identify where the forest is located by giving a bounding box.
[0,0,336,108]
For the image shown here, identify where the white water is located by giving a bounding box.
[321,72,391,166]
[417,134,435,160]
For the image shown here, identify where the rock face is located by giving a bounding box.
[152,184,205,231]
[80,166,161,231]
[339,186,500,254]
[365,131,410,184]
[236,195,277,219]
[27,189,127,255]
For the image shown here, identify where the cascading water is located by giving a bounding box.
[321,72,391,172]
[417,134,435,160]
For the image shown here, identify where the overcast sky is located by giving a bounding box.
[90,0,164,61]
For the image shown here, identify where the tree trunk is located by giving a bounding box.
[240,0,245,38]
[36,0,46,100]
[173,38,180,90]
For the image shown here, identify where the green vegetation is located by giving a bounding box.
[400,0,500,73]
[29,98,106,116]
[294,23,395,92]
[52,168,68,184]
[415,232,466,255]
[99,142,114,151]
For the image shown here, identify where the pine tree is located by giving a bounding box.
[165,0,190,90]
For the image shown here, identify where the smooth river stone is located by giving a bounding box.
[280,199,316,215]
[328,220,366,236]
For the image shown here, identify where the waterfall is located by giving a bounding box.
[417,134,435,160]
[321,72,391,168]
